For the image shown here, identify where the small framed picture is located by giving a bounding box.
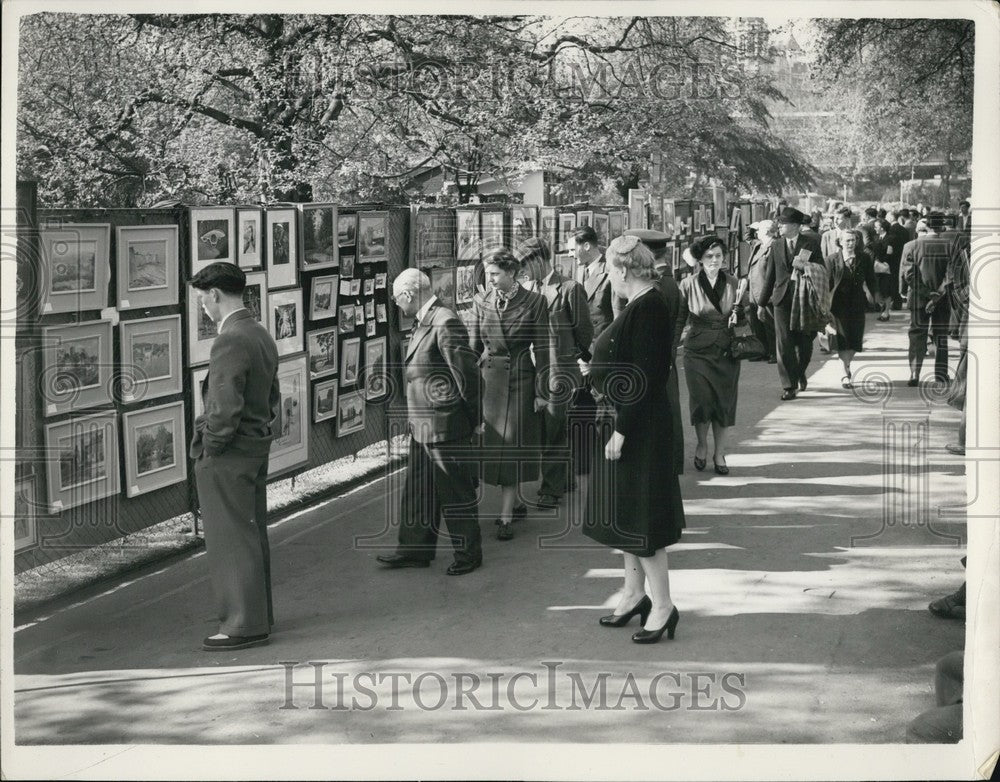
[191,365,209,420]
[340,336,361,386]
[15,473,39,552]
[301,203,338,270]
[354,305,365,326]
[375,272,387,289]
[236,208,263,268]
[309,274,339,320]
[357,211,387,261]
[268,288,304,356]
[456,209,481,262]
[350,279,362,296]
[336,389,366,437]
[364,278,375,296]
[430,266,456,310]
[313,379,339,423]
[663,200,676,232]
[338,305,355,334]
[119,314,183,404]
[593,213,610,247]
[189,207,235,273]
[41,318,114,416]
[266,208,298,288]
[412,207,456,268]
[366,320,376,337]
[242,271,267,323]
[44,411,120,512]
[116,225,179,310]
[455,264,475,305]
[39,223,111,315]
[269,354,310,478]
[511,205,537,246]
[481,211,505,255]
[339,278,352,297]
[186,286,218,366]
[576,210,593,229]
[338,213,357,248]
[608,211,625,242]
[364,299,375,320]
[376,303,387,323]
[306,326,339,379]
[558,212,577,253]
[340,254,356,278]
[540,207,557,254]
[122,400,188,498]
[363,337,388,401]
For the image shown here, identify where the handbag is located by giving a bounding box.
[726,277,767,360]
[873,260,890,274]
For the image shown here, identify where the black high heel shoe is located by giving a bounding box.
[599,595,652,628]
[632,606,680,644]
[693,453,707,471]
[713,458,729,476]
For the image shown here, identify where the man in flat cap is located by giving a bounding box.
[757,206,825,400]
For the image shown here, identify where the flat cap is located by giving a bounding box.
[623,228,670,251]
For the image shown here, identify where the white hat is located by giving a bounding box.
[748,219,776,234]
[682,247,697,267]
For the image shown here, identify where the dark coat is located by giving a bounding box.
[758,231,824,307]
[577,256,616,349]
[899,236,955,310]
[656,273,685,474]
[536,268,593,391]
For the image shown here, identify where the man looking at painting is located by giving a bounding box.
[189,262,281,651]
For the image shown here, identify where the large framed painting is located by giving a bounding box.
[41,319,114,416]
[557,212,577,253]
[116,225,179,310]
[306,325,339,379]
[39,223,111,315]
[340,336,361,387]
[266,208,299,288]
[43,411,120,513]
[269,354,309,478]
[357,211,388,261]
[191,366,209,420]
[456,209,481,262]
[511,205,537,247]
[480,211,505,255]
[411,206,455,268]
[309,274,339,320]
[301,203,339,270]
[430,266,456,311]
[15,473,39,552]
[540,207,557,256]
[363,337,388,402]
[313,379,338,423]
[268,288,304,357]
[189,207,235,274]
[119,314,183,404]
[236,208,263,268]
[336,389,366,437]
[122,401,188,498]
[593,213,610,248]
[455,263,476,306]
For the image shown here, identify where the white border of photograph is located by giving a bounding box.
[363,336,388,402]
[309,274,339,320]
[306,325,339,379]
[269,354,309,478]
[300,203,339,270]
[236,208,263,268]
[41,318,114,416]
[313,378,339,423]
[39,223,111,315]
[268,288,304,357]
[43,411,121,513]
[189,207,235,274]
[14,473,39,552]
[340,336,361,387]
[116,224,179,310]
[121,401,188,498]
[336,389,366,437]
[119,314,183,404]
[266,208,299,288]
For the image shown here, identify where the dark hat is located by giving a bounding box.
[776,206,809,225]
[688,234,726,261]
[623,228,670,252]
[512,236,550,264]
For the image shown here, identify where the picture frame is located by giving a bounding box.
[376,303,387,323]
[411,206,456,268]
[540,207,557,255]
[242,270,267,324]
[340,254,356,279]
[309,274,339,321]
[455,263,476,305]
[340,337,361,387]
[713,187,727,227]
[553,253,575,281]
[14,473,39,552]
[313,378,339,423]
[268,288,304,357]
[186,273,265,366]
[628,189,647,231]
[338,212,357,248]
[366,320,376,337]
[480,210,505,255]
[39,223,111,315]
[558,212,577,253]
[300,203,339,270]
[364,278,375,296]
[189,207,235,273]
[338,304,356,334]
[375,272,387,289]
[336,389,366,437]
[122,400,188,498]
[119,314,183,404]
[430,266,456,310]
[269,354,309,478]
[511,205,537,247]
[266,208,298,288]
[357,211,387,261]
[364,299,375,319]
[593,213,610,247]
[306,325,339,379]
[456,209,481,262]
[608,211,625,242]
[116,225,179,310]
[236,208,263,268]
[576,210,593,229]
[363,337,388,401]
[350,279,362,296]
[41,318,114,416]
[191,366,209,420]
[663,200,676,236]
[354,305,365,326]
[44,411,120,512]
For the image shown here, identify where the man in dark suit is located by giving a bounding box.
[190,263,280,651]
[758,207,825,400]
[377,268,482,575]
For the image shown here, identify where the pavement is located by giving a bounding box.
[12,315,967,745]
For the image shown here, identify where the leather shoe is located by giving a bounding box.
[945,443,966,456]
[535,494,559,509]
[798,376,808,392]
[496,521,514,541]
[447,560,482,576]
[781,389,797,401]
[928,593,965,621]
[376,554,430,569]
[202,633,269,651]
[512,504,528,521]
[907,377,919,387]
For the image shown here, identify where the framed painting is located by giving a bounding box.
[241,270,266,324]
[119,314,183,404]
[350,279,362,296]
[376,303,387,323]
[122,401,188,498]
[309,274,339,320]
[268,288,304,357]
[189,207,235,273]
[354,305,365,326]
[430,266,456,311]
[663,200,676,236]
[412,206,456,268]
[511,205,537,247]
[340,337,361,387]
[14,473,39,552]
[628,189,647,231]
[455,263,476,306]
[540,207,557,254]
[191,366,209,420]
[39,223,111,315]
[266,208,298,288]
[313,378,338,423]
[364,278,375,296]
[338,212,357,248]
[480,211,505,255]
[338,305,355,334]
[593,213,610,247]
[608,210,625,242]
[116,225,179,310]
[336,389,366,437]
[306,325,339,379]
[269,354,309,478]
[557,212,577,253]
[553,253,575,281]
[364,299,375,320]
[375,272,387,289]
[576,210,593,229]
[357,211,388,261]
[41,318,114,416]
[456,209,481,262]
[366,320,376,337]
[340,253,356,279]
[236,208,263,268]
[363,337,388,401]
[300,203,338,270]
[43,411,120,513]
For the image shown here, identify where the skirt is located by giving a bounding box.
[683,344,741,427]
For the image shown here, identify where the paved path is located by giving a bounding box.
[13,318,966,744]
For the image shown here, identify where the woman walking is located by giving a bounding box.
[824,230,879,388]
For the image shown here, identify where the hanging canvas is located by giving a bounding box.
[557,212,577,253]
[313,379,338,423]
[412,207,456,268]
[340,337,361,386]
[338,212,357,248]
[300,203,338,270]
[122,401,188,498]
[119,314,183,404]
[336,389,366,437]
[44,411,120,512]
[39,223,111,315]
[236,208,263,268]
[267,288,304,356]
[116,224,179,310]
[189,207,235,273]
[480,211,505,255]
[455,264,476,305]
[309,274,339,321]
[306,325,339,379]
[540,207,557,255]
[41,318,114,416]
[511,205,537,247]
[456,209,481,262]
[191,366,209,420]
[430,266,456,311]
[608,211,625,242]
[268,354,309,477]
[593,213,610,247]
[363,337,388,401]
[357,211,388,261]
[266,208,298,288]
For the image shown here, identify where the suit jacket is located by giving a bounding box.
[191,309,280,459]
[758,231,824,307]
[577,256,616,349]
[825,250,878,299]
[820,229,840,261]
[678,271,742,352]
[403,300,480,444]
[899,235,955,309]
[537,269,593,385]
[746,239,772,306]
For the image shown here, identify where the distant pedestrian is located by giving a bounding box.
[824,230,879,388]
[871,218,898,321]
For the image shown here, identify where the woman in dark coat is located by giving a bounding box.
[677,235,745,475]
[871,218,897,321]
[824,229,880,388]
[582,234,685,644]
[469,248,551,540]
